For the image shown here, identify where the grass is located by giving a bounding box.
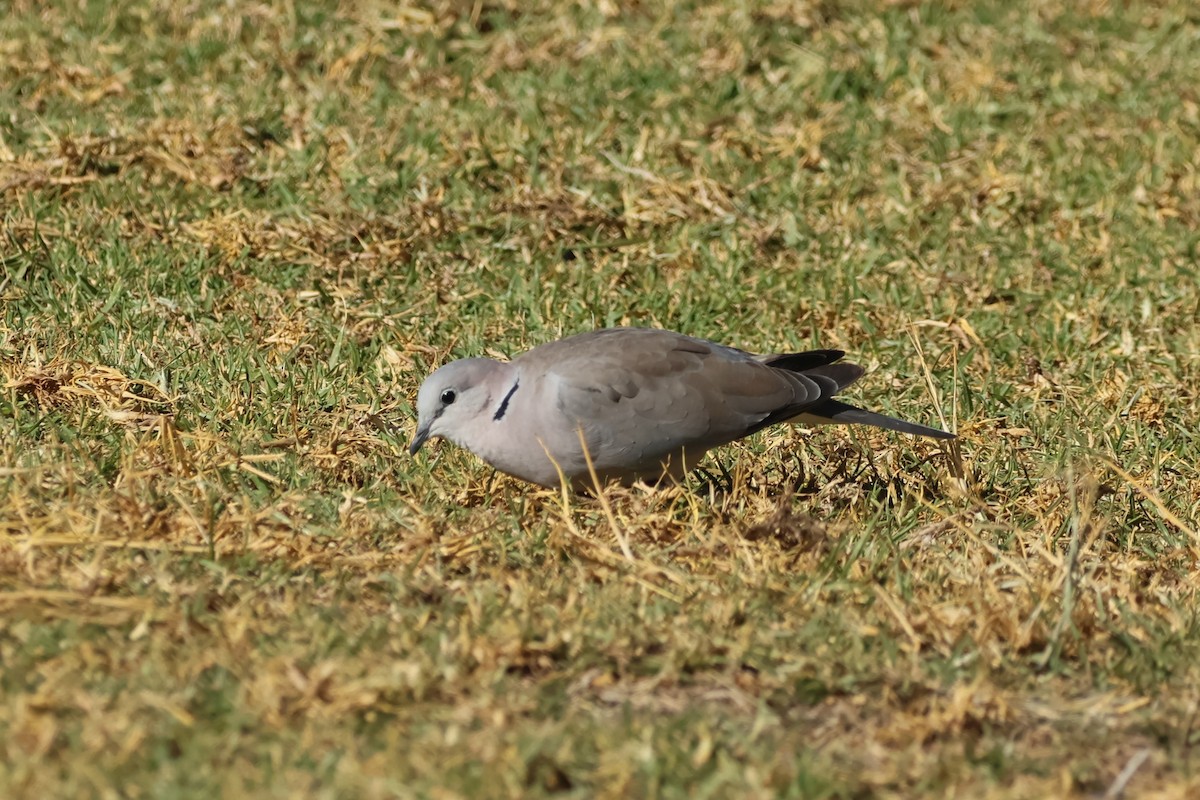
[2,0,1199,796]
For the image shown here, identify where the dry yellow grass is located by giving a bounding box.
[3,0,1200,797]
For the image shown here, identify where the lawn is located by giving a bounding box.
[2,0,1199,797]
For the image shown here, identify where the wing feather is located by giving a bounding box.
[523,329,843,466]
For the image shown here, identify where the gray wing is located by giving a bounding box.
[523,329,849,467]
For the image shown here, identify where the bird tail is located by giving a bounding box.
[796,399,955,440]
[763,350,955,440]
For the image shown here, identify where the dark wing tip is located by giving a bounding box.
[802,362,865,391]
[760,349,846,372]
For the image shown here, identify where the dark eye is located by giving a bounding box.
[440,389,456,405]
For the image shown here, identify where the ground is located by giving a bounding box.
[1,0,1199,797]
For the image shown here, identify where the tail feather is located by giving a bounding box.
[764,349,955,440]
[802,399,956,440]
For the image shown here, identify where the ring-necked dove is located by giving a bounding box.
[409,327,954,489]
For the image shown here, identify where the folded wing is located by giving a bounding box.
[534,330,857,466]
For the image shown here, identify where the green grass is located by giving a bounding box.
[2,0,1199,796]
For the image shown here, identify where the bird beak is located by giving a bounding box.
[409,423,431,455]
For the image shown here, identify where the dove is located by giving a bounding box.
[409,328,953,489]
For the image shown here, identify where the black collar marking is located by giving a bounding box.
[493,380,520,421]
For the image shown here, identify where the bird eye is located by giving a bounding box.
[440,389,456,405]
